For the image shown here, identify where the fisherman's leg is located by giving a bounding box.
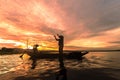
[59,47,64,68]
[31,58,37,69]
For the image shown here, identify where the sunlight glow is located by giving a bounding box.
[67,39,108,48]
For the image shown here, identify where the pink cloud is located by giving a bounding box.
[0,0,120,49]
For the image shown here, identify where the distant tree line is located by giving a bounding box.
[0,47,24,55]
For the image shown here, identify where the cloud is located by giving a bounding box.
[57,0,120,31]
[0,0,120,49]
[111,41,120,43]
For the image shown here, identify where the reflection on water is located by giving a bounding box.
[86,52,120,69]
[0,54,22,74]
[0,52,120,75]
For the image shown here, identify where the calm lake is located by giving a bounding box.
[0,52,120,75]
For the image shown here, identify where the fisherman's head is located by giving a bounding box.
[57,34,64,38]
[34,44,39,48]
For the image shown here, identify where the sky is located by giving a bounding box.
[0,0,120,50]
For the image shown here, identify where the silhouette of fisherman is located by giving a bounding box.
[19,44,39,70]
[31,44,39,69]
[33,44,39,54]
[54,34,64,68]
[54,34,67,80]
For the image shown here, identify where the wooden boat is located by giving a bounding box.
[33,50,89,60]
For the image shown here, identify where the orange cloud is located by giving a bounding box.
[0,0,120,50]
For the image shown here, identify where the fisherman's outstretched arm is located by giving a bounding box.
[54,35,59,41]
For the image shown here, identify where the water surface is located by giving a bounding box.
[0,52,120,75]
